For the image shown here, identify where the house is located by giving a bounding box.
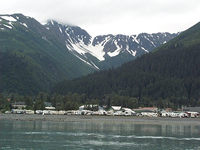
[35,110,43,114]
[111,106,122,111]
[186,112,199,118]
[42,110,50,115]
[113,110,123,116]
[98,110,107,115]
[79,104,98,111]
[24,110,34,114]
[58,110,66,115]
[11,102,26,109]
[79,110,93,115]
[178,112,189,118]
[44,102,56,110]
[166,112,188,118]
[133,107,158,113]
[182,107,200,118]
[168,112,179,118]
[160,110,169,117]
[50,110,59,115]
[133,107,158,117]
[107,106,122,115]
[91,110,107,115]
[141,112,158,117]
[11,109,25,114]
[122,108,136,116]
[45,106,56,110]
[65,110,78,115]
[11,108,34,114]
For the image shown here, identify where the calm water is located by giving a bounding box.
[0,119,200,150]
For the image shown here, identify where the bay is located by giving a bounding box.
[0,117,200,150]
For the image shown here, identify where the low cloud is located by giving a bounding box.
[0,0,200,36]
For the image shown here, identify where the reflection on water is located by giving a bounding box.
[0,119,200,150]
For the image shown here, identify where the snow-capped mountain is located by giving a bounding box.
[45,20,178,69]
[0,13,179,94]
[0,14,96,94]
[0,14,29,29]
[0,14,178,70]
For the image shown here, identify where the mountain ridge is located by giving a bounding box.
[0,14,95,94]
[0,13,178,94]
[45,19,178,69]
[53,21,200,107]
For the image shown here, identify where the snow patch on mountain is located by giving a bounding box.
[59,27,62,33]
[3,24,12,29]
[20,22,28,28]
[86,43,105,61]
[66,39,105,61]
[107,41,121,57]
[132,35,139,44]
[108,49,120,57]
[66,41,100,69]
[141,47,148,52]
[1,16,17,22]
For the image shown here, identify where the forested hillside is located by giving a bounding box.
[0,14,94,95]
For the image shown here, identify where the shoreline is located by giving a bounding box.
[1,114,200,125]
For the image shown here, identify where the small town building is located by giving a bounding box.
[79,104,98,111]
[11,102,26,109]
[24,110,34,114]
[11,109,25,114]
[107,106,122,115]
[141,112,158,117]
[98,110,107,115]
[35,110,43,114]
[133,107,158,112]
[58,110,66,115]
[186,112,199,118]
[122,108,136,116]
[45,106,56,110]
[111,106,122,111]
[44,102,56,110]
[113,110,123,116]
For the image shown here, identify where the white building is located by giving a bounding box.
[141,112,158,117]
[186,112,199,118]
[122,108,136,116]
[24,110,34,114]
[11,109,24,114]
[107,106,122,115]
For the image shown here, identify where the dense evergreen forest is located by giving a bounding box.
[52,22,200,109]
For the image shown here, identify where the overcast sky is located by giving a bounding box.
[0,0,200,36]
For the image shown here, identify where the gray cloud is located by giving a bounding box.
[0,0,200,36]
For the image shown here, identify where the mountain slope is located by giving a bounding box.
[45,20,178,69]
[0,14,95,94]
[53,22,200,107]
[0,13,178,95]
